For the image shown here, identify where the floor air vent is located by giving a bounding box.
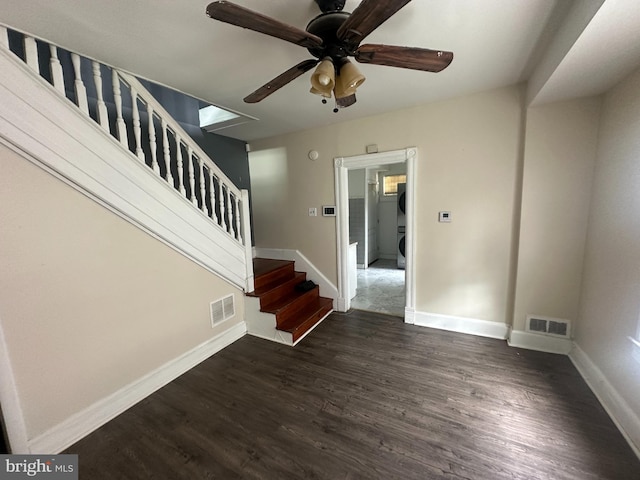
[210,294,235,327]
[526,315,570,337]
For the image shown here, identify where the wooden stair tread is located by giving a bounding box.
[252,258,292,277]
[252,258,295,292]
[248,257,333,344]
[262,285,318,314]
[277,297,333,341]
[249,271,306,298]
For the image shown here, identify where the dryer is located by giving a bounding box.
[397,183,406,269]
[397,182,406,227]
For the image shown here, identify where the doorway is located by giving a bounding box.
[334,148,417,322]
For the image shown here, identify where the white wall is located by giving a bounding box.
[512,97,601,333]
[0,147,244,449]
[572,67,640,448]
[249,86,522,326]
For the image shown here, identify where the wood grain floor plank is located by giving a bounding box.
[66,311,640,479]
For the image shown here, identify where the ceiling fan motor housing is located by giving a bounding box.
[314,0,346,13]
[306,11,354,61]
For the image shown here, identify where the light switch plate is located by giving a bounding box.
[309,207,317,217]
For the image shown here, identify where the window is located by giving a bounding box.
[382,174,406,196]
[199,104,255,132]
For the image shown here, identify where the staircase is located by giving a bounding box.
[0,25,253,292]
[246,258,333,345]
[0,25,332,346]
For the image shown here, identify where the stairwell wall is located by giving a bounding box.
[0,144,245,451]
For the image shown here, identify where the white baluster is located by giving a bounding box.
[199,160,207,213]
[175,135,186,196]
[131,88,144,161]
[111,70,128,146]
[92,62,109,131]
[187,146,197,206]
[71,53,89,115]
[147,104,159,174]
[235,195,242,241]
[209,174,219,225]
[24,36,39,72]
[218,182,227,232]
[224,187,233,233]
[0,26,8,49]
[161,120,174,186]
[49,45,65,94]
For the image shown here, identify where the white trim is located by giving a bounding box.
[508,329,573,354]
[569,343,640,460]
[241,190,255,292]
[0,48,247,290]
[404,307,416,325]
[253,247,338,308]
[413,311,509,340]
[334,148,417,316]
[0,314,29,453]
[28,322,246,454]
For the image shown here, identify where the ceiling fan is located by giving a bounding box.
[206,0,453,110]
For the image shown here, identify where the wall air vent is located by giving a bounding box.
[526,315,571,337]
[210,294,235,327]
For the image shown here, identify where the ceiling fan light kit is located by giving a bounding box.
[310,57,336,96]
[206,0,453,110]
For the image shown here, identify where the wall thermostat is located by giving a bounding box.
[322,206,336,217]
[439,211,452,223]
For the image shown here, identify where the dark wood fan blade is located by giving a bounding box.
[206,1,323,49]
[336,0,412,45]
[356,44,453,72]
[244,59,319,103]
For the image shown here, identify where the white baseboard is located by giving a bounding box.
[508,329,572,354]
[254,248,338,308]
[28,322,246,454]
[569,343,640,460]
[404,307,415,324]
[413,311,509,339]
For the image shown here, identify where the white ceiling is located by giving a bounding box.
[1,0,639,141]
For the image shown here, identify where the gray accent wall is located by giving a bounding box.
[142,81,250,191]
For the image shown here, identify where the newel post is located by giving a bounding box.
[241,189,254,293]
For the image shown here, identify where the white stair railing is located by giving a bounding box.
[0,25,254,292]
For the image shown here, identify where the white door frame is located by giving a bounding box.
[334,147,417,323]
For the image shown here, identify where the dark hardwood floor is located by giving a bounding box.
[66,311,640,479]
